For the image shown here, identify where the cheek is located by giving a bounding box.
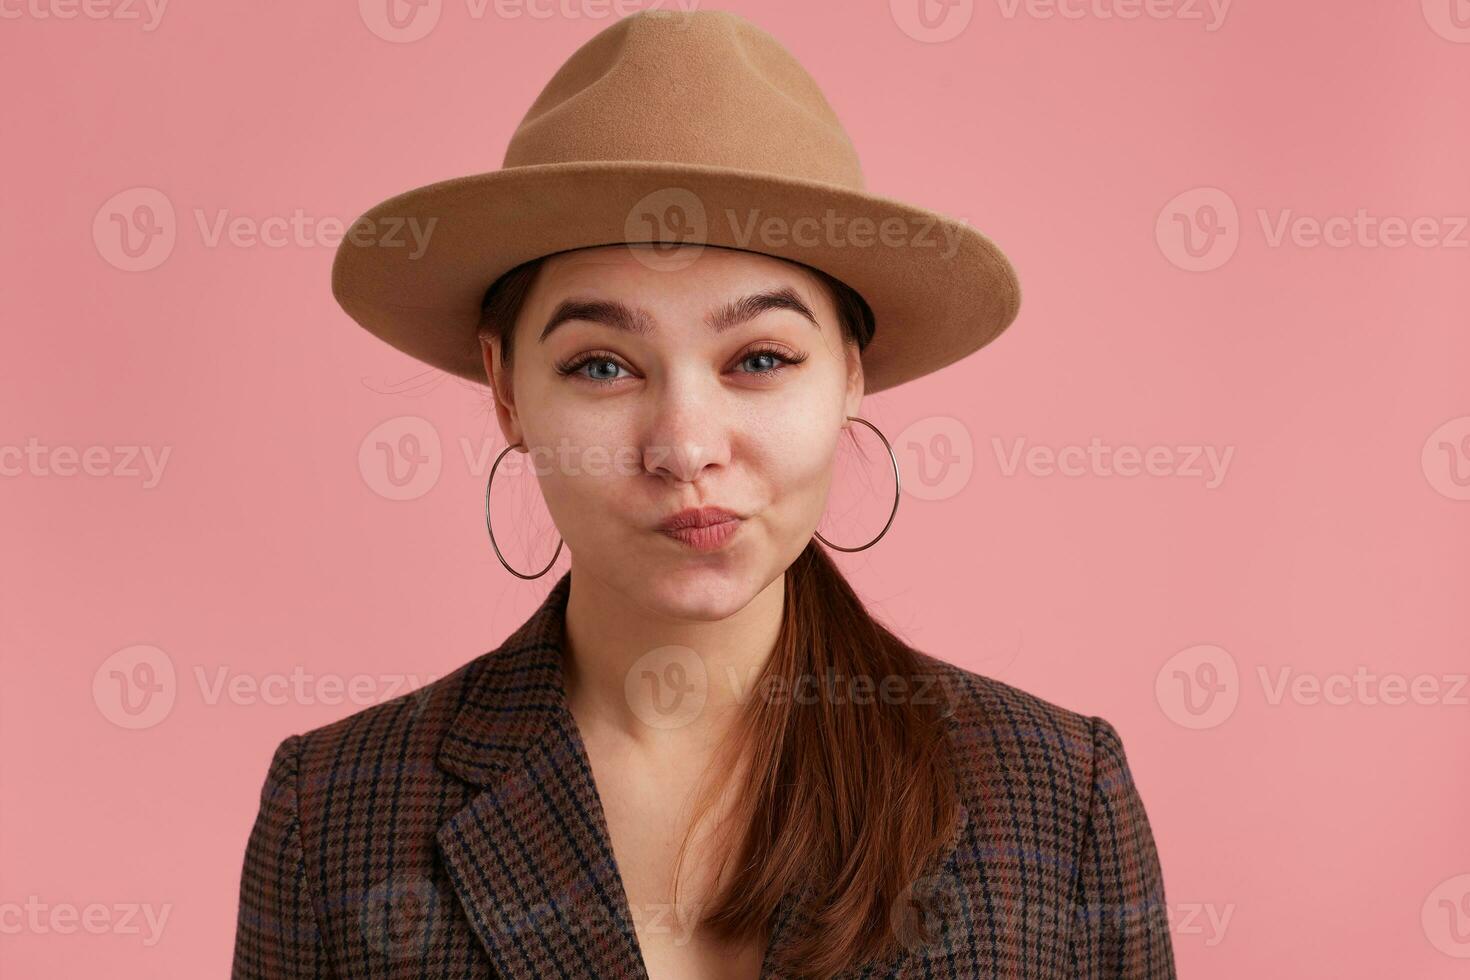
[744,410,842,524]
[521,404,641,546]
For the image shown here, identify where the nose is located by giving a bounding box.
[642,377,732,485]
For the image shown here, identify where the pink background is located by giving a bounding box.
[4,1,1469,976]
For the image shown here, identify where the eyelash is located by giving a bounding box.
[554,344,809,386]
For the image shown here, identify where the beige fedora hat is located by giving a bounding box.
[330,9,1020,396]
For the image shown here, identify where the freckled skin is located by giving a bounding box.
[481,243,864,625]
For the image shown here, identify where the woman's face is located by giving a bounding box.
[481,244,864,620]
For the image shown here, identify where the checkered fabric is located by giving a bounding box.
[232,570,1176,978]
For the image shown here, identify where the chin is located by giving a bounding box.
[635,562,761,621]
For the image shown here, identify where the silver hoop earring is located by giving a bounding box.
[814,415,901,553]
[485,442,563,579]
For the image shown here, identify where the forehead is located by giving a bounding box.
[525,244,836,327]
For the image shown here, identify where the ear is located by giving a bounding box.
[843,339,865,420]
[480,332,525,451]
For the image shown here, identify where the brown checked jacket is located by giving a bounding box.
[232,571,1177,979]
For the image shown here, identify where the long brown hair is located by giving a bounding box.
[478,246,962,978]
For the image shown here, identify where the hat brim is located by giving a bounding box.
[330,160,1020,396]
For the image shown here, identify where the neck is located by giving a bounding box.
[560,564,786,753]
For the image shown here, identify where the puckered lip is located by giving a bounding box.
[656,506,743,531]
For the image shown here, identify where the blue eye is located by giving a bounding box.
[554,345,809,386]
[736,345,808,376]
[579,358,627,382]
[739,351,781,373]
[556,353,630,385]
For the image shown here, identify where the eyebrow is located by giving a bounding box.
[537,285,819,343]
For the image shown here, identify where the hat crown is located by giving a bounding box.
[503,10,865,190]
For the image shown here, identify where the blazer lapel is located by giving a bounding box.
[435,571,651,978]
[433,569,962,979]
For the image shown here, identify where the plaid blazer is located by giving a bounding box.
[233,570,1176,979]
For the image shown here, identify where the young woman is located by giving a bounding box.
[233,10,1175,980]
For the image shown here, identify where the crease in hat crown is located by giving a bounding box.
[501,9,865,190]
